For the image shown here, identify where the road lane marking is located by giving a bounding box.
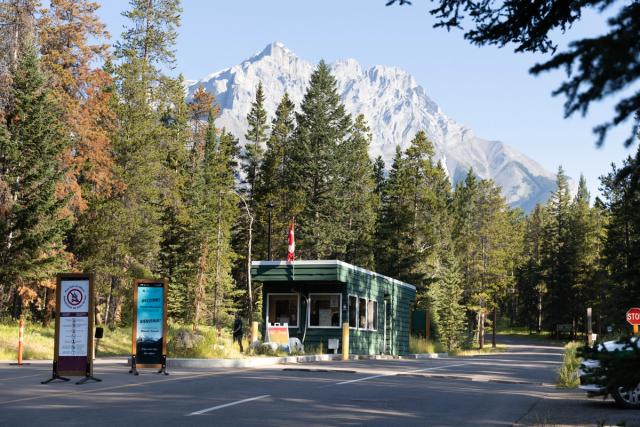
[336,374,388,385]
[186,395,270,416]
[0,366,272,406]
[335,362,470,385]
[0,373,47,382]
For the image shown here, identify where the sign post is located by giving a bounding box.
[130,279,168,376]
[627,307,640,335]
[42,273,100,385]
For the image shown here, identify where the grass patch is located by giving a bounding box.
[409,335,443,354]
[556,341,581,388]
[95,326,131,357]
[166,323,248,359]
[0,320,257,360]
[0,320,133,360]
[451,344,507,357]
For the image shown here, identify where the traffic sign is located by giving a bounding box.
[626,308,640,325]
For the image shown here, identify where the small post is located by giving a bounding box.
[342,322,349,361]
[634,324,639,336]
[587,307,593,345]
[251,321,259,345]
[425,308,430,340]
[17,319,23,365]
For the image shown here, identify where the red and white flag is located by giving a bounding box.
[287,218,295,262]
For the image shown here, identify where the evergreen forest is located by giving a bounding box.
[1,0,638,350]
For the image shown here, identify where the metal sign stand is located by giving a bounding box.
[76,360,102,384]
[42,273,101,386]
[41,361,70,384]
[130,279,169,376]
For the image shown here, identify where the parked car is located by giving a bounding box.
[578,337,640,409]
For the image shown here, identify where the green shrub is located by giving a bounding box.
[557,341,581,387]
[166,323,245,359]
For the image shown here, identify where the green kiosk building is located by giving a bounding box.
[251,260,416,356]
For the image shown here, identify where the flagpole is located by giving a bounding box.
[267,201,273,261]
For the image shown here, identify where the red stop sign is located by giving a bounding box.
[627,308,640,325]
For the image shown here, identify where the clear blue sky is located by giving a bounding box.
[95,0,637,200]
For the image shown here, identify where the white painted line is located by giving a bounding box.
[335,362,471,386]
[406,362,470,374]
[186,394,270,416]
[336,374,388,385]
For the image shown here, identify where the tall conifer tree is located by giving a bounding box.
[0,43,70,318]
[289,61,352,259]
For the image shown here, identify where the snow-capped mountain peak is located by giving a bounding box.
[187,42,559,211]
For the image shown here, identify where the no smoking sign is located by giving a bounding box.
[61,281,88,312]
[65,287,85,308]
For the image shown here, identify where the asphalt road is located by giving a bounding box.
[1,337,639,427]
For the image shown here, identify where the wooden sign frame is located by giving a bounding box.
[42,273,101,385]
[130,279,168,375]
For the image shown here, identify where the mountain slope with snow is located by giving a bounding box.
[187,42,558,211]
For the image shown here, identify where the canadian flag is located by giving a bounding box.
[287,218,295,262]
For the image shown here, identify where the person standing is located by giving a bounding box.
[232,315,244,352]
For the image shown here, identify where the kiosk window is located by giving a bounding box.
[358,297,367,329]
[267,294,298,327]
[309,294,341,327]
[348,296,357,328]
[367,300,377,330]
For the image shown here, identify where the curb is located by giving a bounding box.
[167,353,342,368]
[3,353,446,369]
[402,353,448,359]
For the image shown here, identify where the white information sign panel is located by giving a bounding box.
[58,279,89,357]
[59,317,88,356]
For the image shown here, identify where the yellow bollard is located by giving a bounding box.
[251,321,260,344]
[634,324,639,336]
[342,322,349,361]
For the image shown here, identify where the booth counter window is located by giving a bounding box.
[348,295,357,328]
[267,293,299,327]
[308,293,341,328]
[358,297,367,329]
[349,296,378,331]
[367,300,378,330]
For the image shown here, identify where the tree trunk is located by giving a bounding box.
[478,310,484,349]
[104,275,117,327]
[193,241,209,332]
[492,307,497,348]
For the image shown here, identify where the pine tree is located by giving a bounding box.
[157,74,191,319]
[0,43,70,319]
[452,169,517,348]
[254,92,296,261]
[516,204,547,332]
[376,131,450,289]
[336,114,378,268]
[376,145,416,280]
[38,0,116,214]
[242,82,268,202]
[428,252,466,352]
[600,145,640,330]
[76,0,183,325]
[234,82,269,319]
[542,166,574,333]
[289,61,352,259]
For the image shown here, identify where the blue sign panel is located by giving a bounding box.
[135,283,164,365]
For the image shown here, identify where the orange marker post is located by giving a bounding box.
[634,324,639,336]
